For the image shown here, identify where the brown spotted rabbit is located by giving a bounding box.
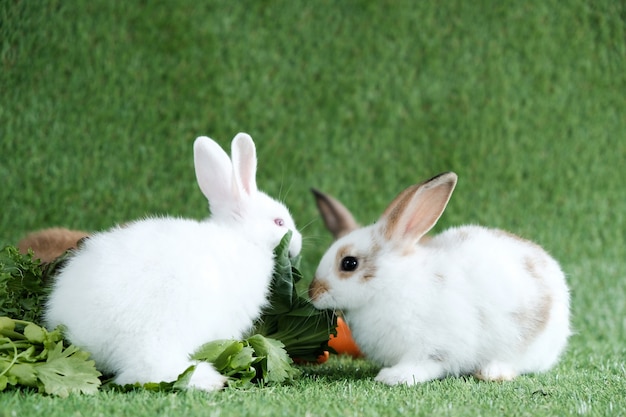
[309,172,570,385]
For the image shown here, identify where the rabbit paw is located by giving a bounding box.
[187,362,227,392]
[474,361,518,381]
[375,362,445,386]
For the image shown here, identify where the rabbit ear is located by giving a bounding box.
[380,172,457,246]
[231,133,258,196]
[311,188,359,239]
[194,136,239,205]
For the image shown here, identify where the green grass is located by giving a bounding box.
[1,0,625,415]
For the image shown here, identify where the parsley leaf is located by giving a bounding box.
[0,317,101,397]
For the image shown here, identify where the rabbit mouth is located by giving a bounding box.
[308,278,333,307]
[287,233,302,258]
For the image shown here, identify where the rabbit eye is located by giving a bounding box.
[274,218,285,227]
[340,256,359,272]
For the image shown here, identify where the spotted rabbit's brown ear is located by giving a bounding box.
[380,172,457,248]
[311,188,359,239]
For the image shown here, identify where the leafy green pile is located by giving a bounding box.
[191,334,298,388]
[110,334,297,392]
[0,231,336,395]
[0,317,101,397]
[0,246,99,397]
[0,245,68,323]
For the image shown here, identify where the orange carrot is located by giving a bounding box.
[316,350,330,364]
[328,317,363,358]
[292,350,329,365]
[293,317,362,364]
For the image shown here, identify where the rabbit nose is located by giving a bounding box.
[308,278,330,302]
[288,232,302,258]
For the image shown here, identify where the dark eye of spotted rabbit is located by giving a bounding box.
[341,256,359,272]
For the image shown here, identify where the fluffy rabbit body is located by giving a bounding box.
[45,133,301,391]
[309,172,570,385]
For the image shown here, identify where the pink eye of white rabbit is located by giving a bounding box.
[274,218,285,227]
[341,256,359,272]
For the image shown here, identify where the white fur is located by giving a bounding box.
[310,173,570,385]
[45,133,302,391]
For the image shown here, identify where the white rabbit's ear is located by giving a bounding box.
[231,133,258,196]
[311,188,359,239]
[380,172,457,246]
[194,136,239,204]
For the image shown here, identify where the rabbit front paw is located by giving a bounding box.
[375,361,446,386]
[474,361,517,381]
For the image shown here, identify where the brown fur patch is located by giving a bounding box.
[361,247,380,282]
[512,294,553,346]
[524,255,549,280]
[360,241,380,282]
[17,228,89,263]
[333,241,381,283]
[510,255,553,346]
[308,278,330,301]
[336,244,356,279]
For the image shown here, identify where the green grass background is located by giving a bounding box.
[1,0,625,415]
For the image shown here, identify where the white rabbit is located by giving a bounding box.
[45,133,302,391]
[309,172,570,385]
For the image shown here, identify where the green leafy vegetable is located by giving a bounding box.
[111,334,299,392]
[0,317,101,397]
[191,334,298,388]
[104,367,195,393]
[0,245,71,323]
[252,231,337,362]
[0,246,101,396]
[246,334,298,383]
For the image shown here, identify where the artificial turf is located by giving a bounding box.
[1,0,625,415]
